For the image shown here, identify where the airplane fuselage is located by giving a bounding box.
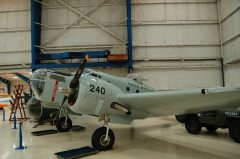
[31,69,155,124]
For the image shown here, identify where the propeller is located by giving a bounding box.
[69,55,89,89]
[60,55,89,108]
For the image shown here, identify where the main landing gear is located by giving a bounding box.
[56,105,72,132]
[92,115,115,151]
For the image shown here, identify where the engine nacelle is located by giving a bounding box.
[26,98,58,122]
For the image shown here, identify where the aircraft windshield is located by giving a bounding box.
[127,74,145,84]
[31,69,47,96]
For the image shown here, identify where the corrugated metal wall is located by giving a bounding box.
[132,0,222,89]
[220,0,240,86]
[0,0,31,68]
[39,0,223,89]
[0,0,239,89]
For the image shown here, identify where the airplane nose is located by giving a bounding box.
[30,69,47,96]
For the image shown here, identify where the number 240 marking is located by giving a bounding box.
[90,85,105,94]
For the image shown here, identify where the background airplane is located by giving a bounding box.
[29,56,240,151]
[0,97,11,108]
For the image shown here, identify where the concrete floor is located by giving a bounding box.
[0,109,240,159]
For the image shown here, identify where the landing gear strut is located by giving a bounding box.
[56,104,72,132]
[56,115,72,132]
[91,115,115,151]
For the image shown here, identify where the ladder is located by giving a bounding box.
[9,84,28,121]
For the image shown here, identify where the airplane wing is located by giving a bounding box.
[117,87,240,116]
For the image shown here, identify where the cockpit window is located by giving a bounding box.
[90,73,98,78]
[90,73,102,79]
[127,74,144,84]
[49,74,66,82]
[31,69,47,96]
[49,71,73,76]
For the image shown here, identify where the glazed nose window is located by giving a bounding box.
[30,69,47,96]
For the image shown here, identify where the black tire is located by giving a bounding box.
[229,120,240,143]
[56,116,72,132]
[91,127,115,151]
[205,124,218,132]
[185,115,202,134]
[175,115,188,123]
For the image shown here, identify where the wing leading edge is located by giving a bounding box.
[117,87,240,116]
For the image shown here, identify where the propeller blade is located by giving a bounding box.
[69,55,89,89]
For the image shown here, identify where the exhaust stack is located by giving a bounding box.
[111,103,132,115]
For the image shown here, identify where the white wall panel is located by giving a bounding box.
[134,68,221,90]
[131,0,222,89]
[133,46,220,60]
[222,10,240,42]
[220,0,240,86]
[133,25,220,45]
[0,32,30,52]
[0,0,231,89]
[225,63,240,87]
[224,37,240,63]
[0,0,28,11]
[42,26,126,47]
[41,3,126,47]
[0,0,30,67]
[220,0,240,19]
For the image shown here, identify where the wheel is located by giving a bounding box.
[91,127,115,151]
[205,124,218,132]
[175,115,188,123]
[185,115,202,134]
[229,120,240,143]
[56,116,72,132]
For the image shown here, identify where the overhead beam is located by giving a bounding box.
[0,77,11,94]
[32,62,130,69]
[37,51,109,60]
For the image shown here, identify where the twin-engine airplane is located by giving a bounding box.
[29,55,240,151]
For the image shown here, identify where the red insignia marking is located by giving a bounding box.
[52,80,59,102]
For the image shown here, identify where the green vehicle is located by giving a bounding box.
[175,106,240,143]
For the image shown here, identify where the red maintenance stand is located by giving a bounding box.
[9,84,29,121]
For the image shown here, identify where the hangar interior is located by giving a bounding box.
[0,0,240,159]
[0,0,240,89]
